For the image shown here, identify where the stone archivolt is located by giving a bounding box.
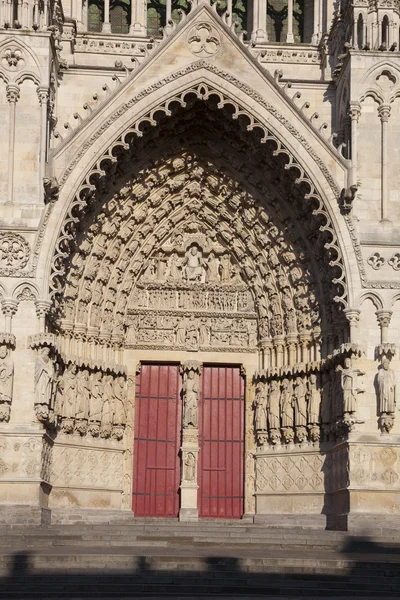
[49,101,347,368]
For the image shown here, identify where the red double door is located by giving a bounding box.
[133,364,244,519]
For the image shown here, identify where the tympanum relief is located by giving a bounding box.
[126,223,257,352]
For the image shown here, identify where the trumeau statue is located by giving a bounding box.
[183,370,199,428]
[0,344,13,422]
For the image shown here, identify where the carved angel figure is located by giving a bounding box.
[183,370,198,427]
[378,359,396,414]
[34,347,54,409]
[206,252,221,282]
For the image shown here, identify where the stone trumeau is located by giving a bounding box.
[1,0,400,531]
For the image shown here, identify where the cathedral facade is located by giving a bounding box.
[0,0,400,529]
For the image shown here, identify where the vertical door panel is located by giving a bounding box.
[198,366,244,519]
[133,364,181,517]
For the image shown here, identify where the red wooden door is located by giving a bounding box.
[133,364,181,517]
[198,366,245,519]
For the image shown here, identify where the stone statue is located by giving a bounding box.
[183,370,199,427]
[113,376,127,425]
[182,245,205,282]
[340,357,365,415]
[167,251,181,280]
[267,379,280,433]
[62,363,78,419]
[101,374,114,437]
[186,321,199,351]
[76,369,90,422]
[0,344,13,422]
[184,452,196,482]
[89,371,103,431]
[280,378,294,443]
[254,382,267,444]
[293,377,307,427]
[34,347,54,414]
[176,317,187,346]
[377,359,396,432]
[280,379,293,427]
[307,374,321,425]
[199,318,211,346]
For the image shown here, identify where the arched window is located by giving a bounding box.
[382,15,389,47]
[110,0,130,33]
[357,13,364,49]
[88,0,103,31]
[267,0,305,43]
[147,0,165,36]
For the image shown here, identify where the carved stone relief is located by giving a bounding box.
[0,232,30,274]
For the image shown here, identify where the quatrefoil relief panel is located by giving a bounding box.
[367,252,385,270]
[186,23,221,58]
[388,253,400,271]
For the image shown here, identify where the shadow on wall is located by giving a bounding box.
[2,538,400,598]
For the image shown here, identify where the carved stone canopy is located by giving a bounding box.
[49,101,346,355]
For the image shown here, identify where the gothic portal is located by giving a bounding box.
[1,0,400,530]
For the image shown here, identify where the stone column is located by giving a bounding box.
[311,0,320,44]
[37,87,49,204]
[35,299,52,333]
[378,104,391,221]
[286,0,294,43]
[2,299,18,334]
[129,0,147,36]
[6,84,20,204]
[349,102,361,189]
[122,364,138,511]
[344,308,360,343]
[179,360,202,521]
[102,0,111,32]
[376,310,392,344]
[252,0,268,42]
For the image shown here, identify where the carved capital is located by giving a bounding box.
[1,299,18,318]
[378,104,391,123]
[376,343,396,360]
[348,102,361,122]
[344,308,361,326]
[0,332,16,349]
[35,299,52,319]
[37,86,49,106]
[6,84,20,103]
[180,360,202,375]
[376,309,392,329]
